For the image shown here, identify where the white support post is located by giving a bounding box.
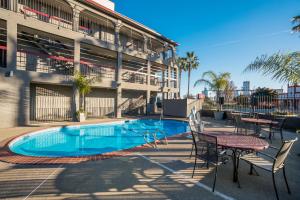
[72,39,80,121]
[114,20,123,118]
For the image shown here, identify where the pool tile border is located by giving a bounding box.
[0,123,189,165]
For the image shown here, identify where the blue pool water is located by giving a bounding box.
[9,119,189,157]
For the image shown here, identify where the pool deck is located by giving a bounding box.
[0,117,299,200]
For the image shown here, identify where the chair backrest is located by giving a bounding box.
[279,117,300,140]
[196,134,218,164]
[233,115,242,127]
[281,117,300,132]
[195,111,201,123]
[273,138,298,171]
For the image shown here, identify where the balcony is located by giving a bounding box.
[79,10,115,45]
[122,59,147,85]
[17,0,73,30]
[0,25,6,68]
[16,29,74,75]
[80,44,116,83]
[0,0,9,10]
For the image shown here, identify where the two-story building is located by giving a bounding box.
[0,0,179,128]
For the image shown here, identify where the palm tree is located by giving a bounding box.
[185,52,200,97]
[244,52,300,109]
[176,57,188,98]
[74,71,101,113]
[244,52,300,84]
[292,15,300,33]
[194,71,231,102]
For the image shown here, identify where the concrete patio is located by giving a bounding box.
[0,118,299,200]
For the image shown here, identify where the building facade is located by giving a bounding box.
[242,81,250,96]
[0,0,179,128]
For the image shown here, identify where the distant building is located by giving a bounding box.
[278,85,300,111]
[278,85,300,100]
[242,81,250,96]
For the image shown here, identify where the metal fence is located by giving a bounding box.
[203,90,300,115]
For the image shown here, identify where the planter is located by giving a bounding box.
[214,111,224,120]
[78,113,86,122]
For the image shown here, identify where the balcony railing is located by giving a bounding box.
[16,51,74,75]
[0,26,6,68]
[80,62,115,81]
[170,80,177,88]
[79,11,115,44]
[17,0,73,30]
[16,30,74,75]
[122,70,147,84]
[0,0,9,10]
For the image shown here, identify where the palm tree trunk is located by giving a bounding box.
[187,67,191,98]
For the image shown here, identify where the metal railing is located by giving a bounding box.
[17,0,73,30]
[203,90,300,115]
[122,71,147,84]
[0,26,6,68]
[17,30,74,75]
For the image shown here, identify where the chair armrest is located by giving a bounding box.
[257,152,276,160]
[219,150,227,156]
[269,145,279,150]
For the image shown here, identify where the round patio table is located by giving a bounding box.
[204,133,269,184]
[241,118,279,139]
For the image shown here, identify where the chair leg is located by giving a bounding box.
[190,144,194,158]
[283,167,291,194]
[249,164,253,175]
[192,156,197,178]
[212,165,218,192]
[272,173,279,200]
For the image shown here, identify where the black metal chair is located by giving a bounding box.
[240,138,298,200]
[188,114,205,158]
[233,115,256,135]
[279,117,300,141]
[191,132,227,192]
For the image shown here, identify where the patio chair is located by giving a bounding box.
[191,132,228,192]
[279,117,300,141]
[188,116,205,158]
[234,115,256,135]
[240,137,298,200]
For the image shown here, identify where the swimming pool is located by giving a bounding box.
[9,119,189,157]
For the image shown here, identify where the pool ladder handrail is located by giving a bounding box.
[143,129,168,149]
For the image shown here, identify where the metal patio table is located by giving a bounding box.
[241,118,279,139]
[204,132,269,185]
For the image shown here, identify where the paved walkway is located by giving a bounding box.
[0,118,299,200]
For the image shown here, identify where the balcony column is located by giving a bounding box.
[114,20,123,118]
[146,58,152,114]
[6,18,17,71]
[171,45,179,98]
[72,39,80,121]
[72,5,82,32]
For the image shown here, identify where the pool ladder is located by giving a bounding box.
[143,129,168,149]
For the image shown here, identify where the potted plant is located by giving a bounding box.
[74,71,101,122]
[194,70,231,120]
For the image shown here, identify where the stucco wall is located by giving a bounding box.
[0,70,30,128]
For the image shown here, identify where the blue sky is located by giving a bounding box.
[114,0,300,95]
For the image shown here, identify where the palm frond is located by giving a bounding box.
[292,24,300,32]
[244,52,300,84]
[292,15,300,23]
[194,79,213,88]
[202,70,217,80]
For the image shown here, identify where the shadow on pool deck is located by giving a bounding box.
[0,118,299,200]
